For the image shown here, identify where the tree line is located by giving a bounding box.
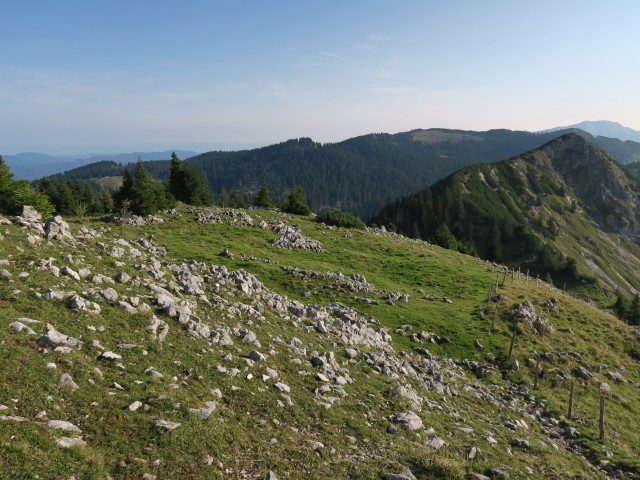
[45,129,577,219]
[1,153,314,218]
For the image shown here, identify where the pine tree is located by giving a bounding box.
[100,189,114,212]
[0,156,54,216]
[58,181,76,215]
[228,189,240,208]
[168,152,213,206]
[254,181,273,208]
[614,291,627,321]
[218,188,228,207]
[281,184,311,215]
[485,222,502,261]
[432,223,458,250]
[113,160,172,216]
[131,160,158,215]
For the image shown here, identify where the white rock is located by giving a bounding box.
[57,437,86,448]
[154,419,181,430]
[98,351,122,361]
[46,420,82,432]
[126,401,143,412]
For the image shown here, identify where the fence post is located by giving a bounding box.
[567,382,574,420]
[508,330,517,359]
[599,396,605,440]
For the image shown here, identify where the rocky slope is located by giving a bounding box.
[1,205,640,479]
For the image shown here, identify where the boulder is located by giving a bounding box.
[37,324,83,350]
[46,420,82,433]
[390,411,423,430]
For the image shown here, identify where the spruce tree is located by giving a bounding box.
[100,189,115,212]
[131,160,158,215]
[0,156,54,216]
[485,222,502,261]
[168,152,213,206]
[281,184,311,215]
[254,181,273,208]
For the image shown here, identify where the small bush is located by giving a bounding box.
[316,209,364,228]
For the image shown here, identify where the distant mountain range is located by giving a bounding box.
[545,120,640,143]
[2,150,198,180]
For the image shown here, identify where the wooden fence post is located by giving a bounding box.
[508,330,517,359]
[486,286,493,310]
[567,382,574,420]
[533,355,541,390]
[599,396,605,440]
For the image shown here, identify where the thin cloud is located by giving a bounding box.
[319,51,349,63]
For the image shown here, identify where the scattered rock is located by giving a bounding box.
[59,373,79,390]
[57,437,86,448]
[46,420,82,433]
[154,419,181,431]
[390,411,423,430]
[36,324,83,350]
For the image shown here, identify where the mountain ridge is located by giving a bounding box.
[374,133,640,295]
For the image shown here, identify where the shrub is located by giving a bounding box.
[316,209,364,228]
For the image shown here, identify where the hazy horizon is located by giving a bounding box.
[3,1,640,153]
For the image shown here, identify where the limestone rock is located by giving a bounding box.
[390,411,423,430]
[45,216,73,240]
[98,351,122,361]
[189,401,217,419]
[46,420,82,433]
[154,419,181,431]
[59,373,79,390]
[57,437,86,448]
[8,321,36,335]
[385,467,417,480]
[37,324,83,350]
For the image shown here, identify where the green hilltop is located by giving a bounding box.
[1,204,640,479]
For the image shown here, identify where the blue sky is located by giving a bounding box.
[2,0,639,154]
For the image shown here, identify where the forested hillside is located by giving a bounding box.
[46,128,640,219]
[373,134,640,299]
[47,129,584,219]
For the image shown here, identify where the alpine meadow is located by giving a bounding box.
[4,2,640,479]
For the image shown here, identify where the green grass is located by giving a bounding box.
[0,207,638,479]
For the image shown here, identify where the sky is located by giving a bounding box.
[2,0,640,154]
